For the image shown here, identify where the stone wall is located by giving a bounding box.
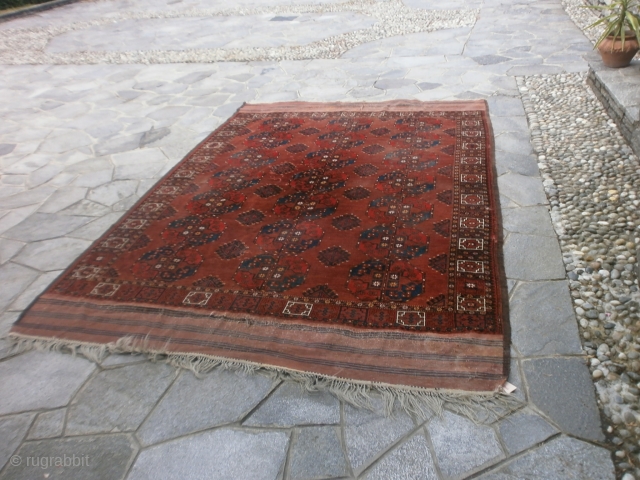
[587,67,640,156]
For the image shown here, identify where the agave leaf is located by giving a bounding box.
[586,13,621,31]
[587,0,640,48]
[626,11,640,35]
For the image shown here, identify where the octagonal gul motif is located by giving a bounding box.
[367,196,434,225]
[343,187,370,201]
[234,254,309,292]
[289,169,348,193]
[358,225,429,259]
[271,162,296,175]
[254,184,283,198]
[186,191,246,216]
[132,245,203,281]
[315,129,366,150]
[236,209,265,226]
[362,144,385,155]
[347,259,424,302]
[389,131,440,150]
[227,148,277,169]
[273,192,338,219]
[331,214,361,231]
[161,216,226,246]
[375,171,435,196]
[353,163,378,177]
[317,246,350,267]
[255,219,324,254]
[245,130,292,149]
[304,149,356,170]
[216,240,247,260]
[208,168,262,192]
[383,149,438,171]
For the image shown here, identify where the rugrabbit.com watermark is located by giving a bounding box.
[9,454,91,469]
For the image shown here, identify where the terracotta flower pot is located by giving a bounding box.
[597,34,640,68]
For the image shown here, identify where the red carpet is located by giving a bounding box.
[11,101,508,392]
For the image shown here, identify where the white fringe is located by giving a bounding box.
[5,333,522,423]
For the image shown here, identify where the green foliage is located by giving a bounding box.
[585,0,640,49]
[0,0,55,13]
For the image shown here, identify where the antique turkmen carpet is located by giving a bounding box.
[10,100,509,397]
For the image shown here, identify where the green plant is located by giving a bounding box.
[585,0,640,50]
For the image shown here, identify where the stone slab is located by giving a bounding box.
[487,96,526,117]
[509,280,582,356]
[127,428,289,480]
[138,369,274,446]
[67,211,124,240]
[523,357,604,442]
[495,132,534,157]
[497,173,548,206]
[0,351,95,416]
[112,149,167,180]
[7,270,61,312]
[3,212,91,242]
[13,237,91,271]
[503,233,566,281]
[60,199,112,217]
[490,115,529,135]
[244,381,339,428]
[27,409,66,440]
[0,434,136,480]
[86,180,139,206]
[0,262,38,312]
[0,413,35,472]
[497,410,559,456]
[100,353,147,367]
[289,426,348,479]
[0,311,20,337]
[478,436,614,479]
[38,187,88,214]
[344,400,415,474]
[94,133,143,156]
[66,362,175,435]
[502,206,556,237]
[427,410,504,478]
[364,431,438,480]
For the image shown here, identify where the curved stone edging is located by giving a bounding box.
[0,0,477,64]
[0,0,83,24]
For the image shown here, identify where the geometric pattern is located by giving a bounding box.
[13,101,507,394]
[22,102,502,335]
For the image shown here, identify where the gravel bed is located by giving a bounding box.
[519,72,640,479]
[0,0,477,64]
[561,0,603,45]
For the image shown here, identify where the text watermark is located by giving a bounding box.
[10,455,91,469]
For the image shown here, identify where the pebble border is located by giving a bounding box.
[519,72,640,479]
[0,0,477,64]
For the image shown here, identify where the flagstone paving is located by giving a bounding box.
[0,0,619,478]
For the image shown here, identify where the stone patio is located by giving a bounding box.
[0,0,616,478]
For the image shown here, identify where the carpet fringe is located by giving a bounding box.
[4,333,522,424]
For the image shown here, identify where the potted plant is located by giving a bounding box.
[586,0,640,68]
